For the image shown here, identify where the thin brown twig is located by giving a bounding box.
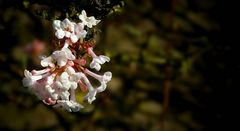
[161,0,177,130]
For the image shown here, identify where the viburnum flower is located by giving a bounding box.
[79,10,101,28]
[71,23,87,43]
[85,69,112,92]
[88,47,110,71]
[53,18,87,43]
[52,44,75,67]
[22,10,112,112]
[40,56,55,68]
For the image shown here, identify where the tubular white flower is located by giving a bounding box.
[70,35,78,43]
[79,10,100,28]
[53,20,65,39]
[96,83,107,93]
[57,72,71,90]
[53,85,83,112]
[40,56,55,68]
[66,66,82,89]
[101,71,112,83]
[80,72,98,104]
[90,61,101,71]
[55,30,65,39]
[53,20,61,30]
[61,19,73,30]
[84,89,97,104]
[22,70,46,87]
[90,55,110,71]
[85,69,112,83]
[53,18,78,41]
[88,47,110,71]
[41,74,58,100]
[51,68,81,100]
[52,82,70,100]
[96,72,112,92]
[61,18,75,38]
[81,73,94,91]
[59,91,70,100]
[85,69,112,92]
[32,68,51,76]
[52,45,75,67]
[70,23,87,43]
[23,71,57,102]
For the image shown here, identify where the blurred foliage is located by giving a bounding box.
[0,0,231,130]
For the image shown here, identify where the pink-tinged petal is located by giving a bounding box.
[79,58,86,66]
[79,80,88,92]
[43,98,56,105]
[87,47,97,57]
[81,73,94,91]
[32,68,50,76]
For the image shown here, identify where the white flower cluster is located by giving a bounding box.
[53,10,100,43]
[22,10,111,112]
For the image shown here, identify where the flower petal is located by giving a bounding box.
[53,100,83,112]
[70,35,78,43]
[99,55,110,63]
[62,47,75,60]
[53,20,61,30]
[96,82,107,93]
[58,58,68,67]
[55,30,65,39]
[84,89,97,104]
[102,71,112,83]
[90,61,101,71]
[41,56,54,67]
